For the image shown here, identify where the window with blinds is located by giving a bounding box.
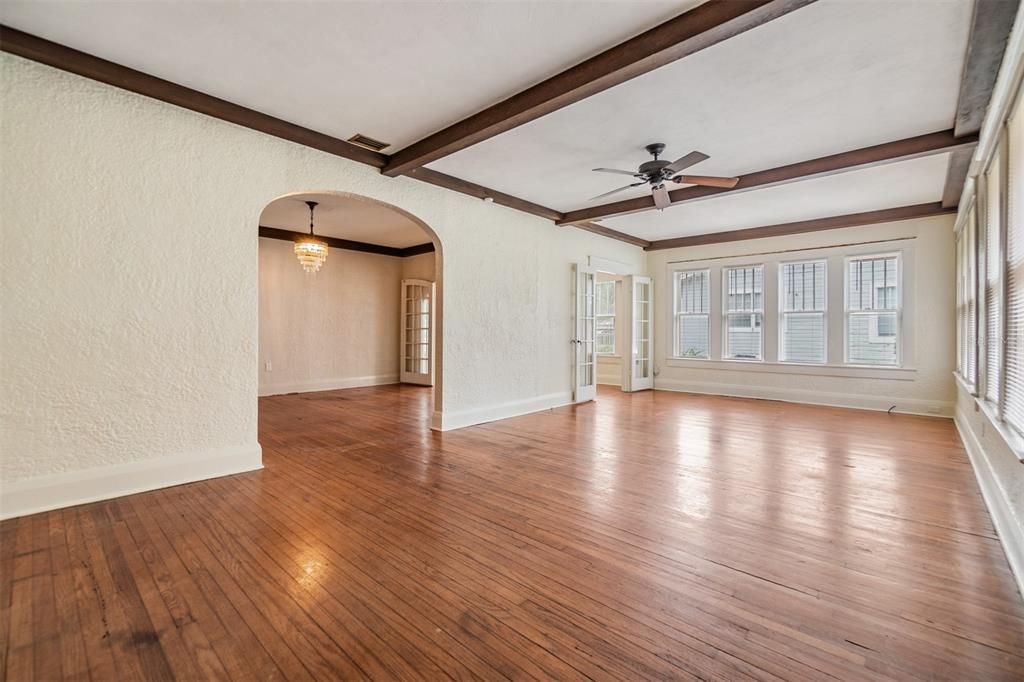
[956,207,979,387]
[1003,101,1024,435]
[673,270,710,358]
[595,280,616,355]
[846,255,899,366]
[723,265,763,360]
[780,260,826,363]
[984,143,1005,404]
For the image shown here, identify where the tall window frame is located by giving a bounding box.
[778,259,827,364]
[844,253,902,367]
[595,280,616,355]
[956,200,979,391]
[672,269,711,359]
[722,264,764,361]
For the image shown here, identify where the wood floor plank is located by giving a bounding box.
[2,385,1023,680]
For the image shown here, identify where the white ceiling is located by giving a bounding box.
[429,0,972,215]
[260,193,430,249]
[0,0,691,150]
[1,0,974,244]
[601,153,950,241]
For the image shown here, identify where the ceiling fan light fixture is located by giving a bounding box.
[294,200,328,274]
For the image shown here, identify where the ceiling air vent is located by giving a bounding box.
[347,133,390,151]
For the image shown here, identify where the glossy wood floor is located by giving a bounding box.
[3,385,1023,681]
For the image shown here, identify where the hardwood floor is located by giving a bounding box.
[3,384,1023,680]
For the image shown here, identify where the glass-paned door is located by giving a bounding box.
[623,275,654,391]
[574,264,597,402]
[400,279,434,386]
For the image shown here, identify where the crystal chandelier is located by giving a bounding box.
[294,200,328,274]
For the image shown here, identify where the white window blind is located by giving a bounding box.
[673,270,710,358]
[1004,105,1024,434]
[723,265,763,360]
[846,255,899,366]
[957,209,979,386]
[985,143,1005,404]
[595,280,615,354]
[780,260,826,363]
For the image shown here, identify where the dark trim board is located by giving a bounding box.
[258,226,434,258]
[381,0,817,176]
[405,168,562,222]
[955,0,1021,137]
[0,26,388,168]
[560,131,978,224]
[572,222,651,248]
[644,202,956,250]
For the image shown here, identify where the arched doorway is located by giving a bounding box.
[255,191,443,429]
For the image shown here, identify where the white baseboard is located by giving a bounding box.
[653,377,952,417]
[954,410,1024,599]
[432,391,573,431]
[0,444,263,520]
[259,373,398,397]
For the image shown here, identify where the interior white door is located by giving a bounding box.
[623,275,654,392]
[400,279,434,386]
[573,263,598,403]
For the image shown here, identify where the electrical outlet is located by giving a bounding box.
[265,361,272,372]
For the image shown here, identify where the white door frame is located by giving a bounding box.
[622,275,654,391]
[400,279,434,386]
[573,263,598,403]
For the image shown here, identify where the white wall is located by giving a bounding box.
[0,54,645,517]
[647,215,956,416]
[258,238,404,396]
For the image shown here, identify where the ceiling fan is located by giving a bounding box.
[591,143,739,209]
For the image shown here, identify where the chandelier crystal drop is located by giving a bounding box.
[294,200,328,274]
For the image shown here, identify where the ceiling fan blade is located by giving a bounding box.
[590,181,646,201]
[653,185,671,210]
[664,151,710,174]
[592,167,640,177]
[673,174,740,189]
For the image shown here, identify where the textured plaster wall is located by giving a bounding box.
[401,252,437,282]
[646,215,957,414]
[258,238,404,395]
[0,54,645,484]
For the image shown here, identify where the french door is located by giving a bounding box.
[573,263,597,402]
[623,275,654,391]
[401,279,434,386]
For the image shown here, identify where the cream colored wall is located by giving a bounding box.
[258,238,403,395]
[646,215,956,416]
[401,252,437,281]
[0,54,645,516]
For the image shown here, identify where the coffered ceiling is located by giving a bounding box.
[1,0,1005,247]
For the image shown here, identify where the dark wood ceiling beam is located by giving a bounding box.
[645,202,956,251]
[559,130,978,225]
[381,0,817,177]
[954,0,1021,137]
[0,26,388,168]
[404,167,563,222]
[258,226,434,258]
[571,222,651,249]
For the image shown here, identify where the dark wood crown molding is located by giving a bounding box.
[954,0,1021,137]
[644,202,956,251]
[404,168,562,222]
[381,0,817,176]
[572,222,651,249]
[0,26,388,168]
[559,130,978,225]
[258,226,434,258]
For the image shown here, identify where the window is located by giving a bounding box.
[723,265,763,360]
[673,270,710,358]
[595,280,615,354]
[956,206,978,387]
[984,142,1004,403]
[846,254,899,366]
[1004,101,1024,434]
[779,260,826,363]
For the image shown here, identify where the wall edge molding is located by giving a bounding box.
[433,391,573,431]
[0,444,263,520]
[653,377,953,417]
[953,409,1024,599]
[259,374,399,397]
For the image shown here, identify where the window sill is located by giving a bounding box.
[972,397,1024,464]
[665,357,917,381]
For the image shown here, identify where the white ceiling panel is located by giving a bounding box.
[260,193,430,248]
[0,0,692,150]
[601,153,950,241]
[429,0,972,212]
